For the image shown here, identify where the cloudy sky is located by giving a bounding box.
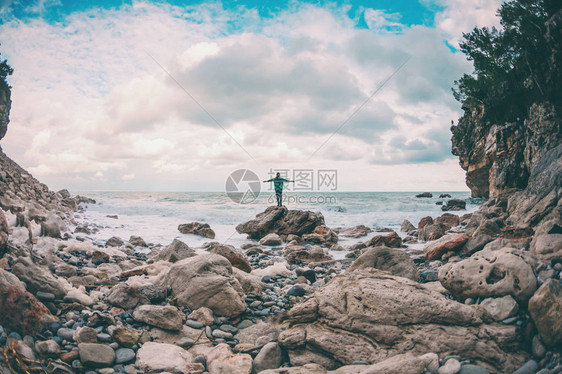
[0,0,501,192]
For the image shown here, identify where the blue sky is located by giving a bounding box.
[0,0,502,191]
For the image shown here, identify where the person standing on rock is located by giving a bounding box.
[264,172,294,207]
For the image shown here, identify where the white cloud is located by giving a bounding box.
[0,1,501,191]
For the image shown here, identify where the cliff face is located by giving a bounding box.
[452,103,560,199]
[452,8,562,200]
[0,80,10,141]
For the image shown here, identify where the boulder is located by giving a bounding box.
[283,244,332,265]
[128,235,147,247]
[418,223,447,242]
[439,248,537,302]
[400,220,416,233]
[12,257,66,299]
[336,225,372,238]
[254,342,283,373]
[528,279,562,347]
[106,236,124,247]
[133,305,184,331]
[207,343,253,374]
[480,295,519,321]
[416,192,433,198]
[278,269,525,373]
[367,232,402,248]
[78,343,115,368]
[107,283,149,310]
[151,238,196,263]
[206,242,252,273]
[160,254,246,318]
[40,215,65,238]
[442,199,466,211]
[302,225,339,245]
[188,307,215,326]
[0,284,58,335]
[348,246,418,281]
[530,233,562,257]
[418,216,434,229]
[178,221,215,239]
[236,206,325,240]
[439,194,452,198]
[73,326,98,343]
[435,213,460,228]
[136,342,193,372]
[423,233,468,261]
[260,233,283,246]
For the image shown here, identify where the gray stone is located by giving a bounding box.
[438,358,461,374]
[78,343,116,368]
[254,342,283,373]
[175,337,195,348]
[480,295,519,321]
[186,319,205,329]
[57,328,75,341]
[512,360,538,374]
[115,348,135,364]
[459,364,490,374]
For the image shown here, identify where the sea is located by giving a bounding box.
[73,191,482,257]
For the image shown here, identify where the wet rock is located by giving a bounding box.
[206,243,252,273]
[439,248,537,302]
[348,246,418,281]
[529,279,562,346]
[302,225,338,245]
[416,192,433,198]
[178,222,216,239]
[135,342,193,372]
[78,343,115,368]
[207,343,253,374]
[458,364,490,373]
[418,216,434,229]
[160,254,246,318]
[423,234,468,261]
[336,225,372,238]
[283,244,332,265]
[442,199,466,211]
[435,213,461,228]
[128,235,147,247]
[133,305,184,331]
[236,206,325,240]
[279,268,526,372]
[0,284,58,335]
[40,215,65,238]
[260,233,283,246]
[480,295,519,321]
[151,238,196,263]
[367,231,402,248]
[401,220,416,233]
[419,223,447,241]
[254,342,283,373]
[106,236,124,247]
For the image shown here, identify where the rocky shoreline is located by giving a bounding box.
[0,143,561,374]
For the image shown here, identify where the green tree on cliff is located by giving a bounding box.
[0,47,13,90]
[453,0,561,127]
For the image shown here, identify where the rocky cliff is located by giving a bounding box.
[452,8,561,205]
[0,79,10,141]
